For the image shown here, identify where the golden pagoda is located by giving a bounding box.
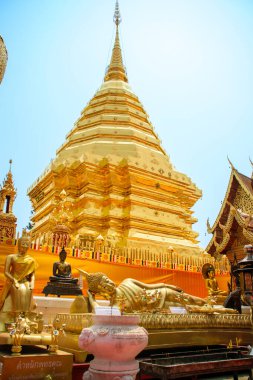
[206,160,253,262]
[0,160,17,241]
[27,1,201,255]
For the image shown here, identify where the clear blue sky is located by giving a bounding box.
[0,0,252,248]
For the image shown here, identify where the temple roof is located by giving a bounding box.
[207,167,253,235]
[206,164,253,257]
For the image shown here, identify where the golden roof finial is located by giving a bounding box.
[250,157,253,179]
[227,156,235,171]
[9,159,12,172]
[207,218,212,234]
[104,0,128,83]
[113,0,121,26]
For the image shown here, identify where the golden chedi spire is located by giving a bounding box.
[104,1,128,83]
[28,3,202,255]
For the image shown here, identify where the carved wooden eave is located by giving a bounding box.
[206,167,253,258]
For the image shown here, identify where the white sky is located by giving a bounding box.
[0,0,253,248]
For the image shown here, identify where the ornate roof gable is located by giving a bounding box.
[206,163,253,257]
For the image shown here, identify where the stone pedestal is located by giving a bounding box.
[42,277,82,297]
[34,296,73,324]
[78,314,148,380]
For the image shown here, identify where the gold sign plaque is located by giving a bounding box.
[0,347,73,380]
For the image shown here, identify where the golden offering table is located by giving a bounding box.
[0,346,73,380]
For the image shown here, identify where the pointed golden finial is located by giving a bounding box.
[227,156,235,170]
[104,1,128,83]
[114,0,122,26]
[250,157,253,179]
[207,218,212,234]
[2,159,15,189]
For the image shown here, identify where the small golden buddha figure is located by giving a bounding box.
[202,264,227,303]
[0,229,37,315]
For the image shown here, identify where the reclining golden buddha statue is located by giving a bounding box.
[77,270,236,314]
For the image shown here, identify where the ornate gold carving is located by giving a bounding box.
[236,209,253,230]
[234,187,253,214]
[35,192,44,203]
[50,190,74,247]
[55,313,92,334]
[242,228,253,244]
[44,318,66,353]
[0,224,15,239]
[216,232,230,254]
[218,204,236,235]
[0,168,17,213]
[0,165,17,238]
[138,312,251,330]
[7,315,25,355]
[55,312,252,334]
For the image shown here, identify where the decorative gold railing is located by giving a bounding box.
[30,243,230,274]
[55,312,252,333]
[139,312,252,330]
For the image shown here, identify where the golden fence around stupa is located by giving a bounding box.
[30,242,230,275]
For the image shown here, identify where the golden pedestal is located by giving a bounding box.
[0,346,73,380]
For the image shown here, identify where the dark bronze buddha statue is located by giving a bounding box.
[43,248,82,297]
[51,248,73,281]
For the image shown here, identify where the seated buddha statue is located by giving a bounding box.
[50,248,75,282]
[202,264,227,303]
[43,248,82,297]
